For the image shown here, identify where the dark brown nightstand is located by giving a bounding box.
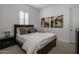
[0,36,16,49]
[75,28,79,54]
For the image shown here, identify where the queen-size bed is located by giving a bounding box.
[14,24,57,54]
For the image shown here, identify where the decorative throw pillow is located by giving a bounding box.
[28,27,36,33]
[19,27,29,35]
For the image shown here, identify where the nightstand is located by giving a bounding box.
[0,36,16,49]
[75,28,79,54]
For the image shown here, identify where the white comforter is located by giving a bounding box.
[18,32,56,54]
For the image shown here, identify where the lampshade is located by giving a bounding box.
[3,28,11,32]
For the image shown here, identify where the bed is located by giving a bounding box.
[14,24,57,54]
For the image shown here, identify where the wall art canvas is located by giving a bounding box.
[41,15,63,28]
[41,17,49,28]
[51,15,63,28]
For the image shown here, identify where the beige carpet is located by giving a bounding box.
[49,41,75,54]
[0,40,75,54]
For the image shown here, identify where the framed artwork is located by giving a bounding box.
[41,17,49,28]
[51,15,63,28]
[41,15,63,28]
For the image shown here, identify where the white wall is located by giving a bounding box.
[0,4,40,37]
[72,7,79,29]
[40,6,71,42]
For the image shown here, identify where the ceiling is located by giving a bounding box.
[29,4,53,10]
[29,4,79,10]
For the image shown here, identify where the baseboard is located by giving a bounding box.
[58,39,70,43]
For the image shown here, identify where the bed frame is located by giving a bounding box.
[14,24,57,54]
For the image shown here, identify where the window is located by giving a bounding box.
[19,11,29,25]
[25,12,29,25]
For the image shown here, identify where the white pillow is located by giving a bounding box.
[17,28,20,36]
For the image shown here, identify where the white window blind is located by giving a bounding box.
[25,12,29,25]
[19,11,29,25]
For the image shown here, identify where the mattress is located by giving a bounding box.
[16,32,56,54]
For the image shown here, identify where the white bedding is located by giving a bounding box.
[17,32,56,54]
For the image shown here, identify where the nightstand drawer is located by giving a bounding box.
[0,36,16,49]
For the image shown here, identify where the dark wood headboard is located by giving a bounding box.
[14,24,34,39]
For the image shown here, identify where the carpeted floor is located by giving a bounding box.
[49,41,75,54]
[0,40,75,54]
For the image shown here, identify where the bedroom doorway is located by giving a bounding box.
[69,6,79,44]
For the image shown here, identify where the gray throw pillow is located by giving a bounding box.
[19,27,29,35]
[28,27,35,33]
